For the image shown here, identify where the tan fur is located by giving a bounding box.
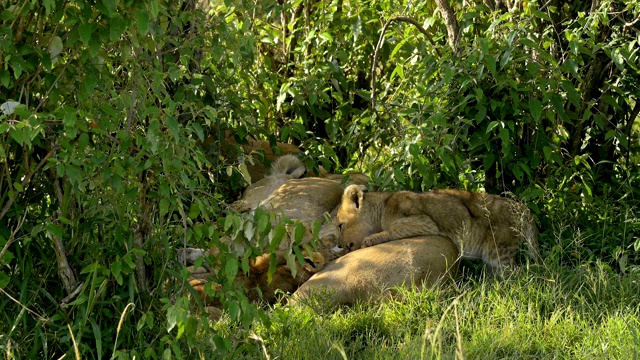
[179,157,374,307]
[230,155,370,213]
[230,154,307,212]
[215,132,301,182]
[182,162,361,307]
[321,185,539,273]
[317,167,370,187]
[290,235,459,307]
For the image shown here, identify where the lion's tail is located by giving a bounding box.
[269,154,306,179]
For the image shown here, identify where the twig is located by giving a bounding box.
[0,209,27,261]
[0,287,49,322]
[0,146,57,222]
[60,282,85,308]
[125,81,138,133]
[370,16,442,111]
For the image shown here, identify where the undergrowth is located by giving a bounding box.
[204,260,640,359]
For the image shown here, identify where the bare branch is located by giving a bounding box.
[60,282,85,308]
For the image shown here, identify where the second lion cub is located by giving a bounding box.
[321,185,539,273]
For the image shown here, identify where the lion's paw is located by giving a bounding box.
[361,236,375,248]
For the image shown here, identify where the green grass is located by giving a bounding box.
[203,261,640,359]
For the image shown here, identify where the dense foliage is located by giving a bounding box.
[0,0,638,358]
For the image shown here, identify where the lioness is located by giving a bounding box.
[231,154,308,213]
[188,251,325,308]
[179,156,366,307]
[320,185,539,273]
[290,235,459,307]
[230,154,369,214]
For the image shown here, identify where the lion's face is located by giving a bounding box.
[319,184,377,250]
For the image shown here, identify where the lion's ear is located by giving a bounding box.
[342,184,366,212]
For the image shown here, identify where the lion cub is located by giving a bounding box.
[321,185,539,273]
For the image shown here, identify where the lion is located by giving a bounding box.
[320,185,539,273]
[289,235,459,307]
[213,132,301,182]
[178,155,369,308]
[230,154,370,213]
[187,250,326,310]
[230,154,308,213]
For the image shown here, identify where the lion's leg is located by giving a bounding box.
[361,215,440,248]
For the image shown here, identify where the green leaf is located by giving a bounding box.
[319,32,333,42]
[79,22,93,45]
[270,223,286,252]
[89,319,102,359]
[149,0,160,19]
[43,0,55,15]
[110,15,127,42]
[101,0,117,17]
[611,49,624,71]
[0,271,9,288]
[486,120,500,133]
[225,259,238,283]
[550,94,569,122]
[188,202,200,220]
[238,163,251,183]
[159,199,169,216]
[63,109,77,138]
[78,132,89,151]
[561,80,580,108]
[293,222,306,244]
[224,214,234,232]
[84,75,98,97]
[190,122,204,141]
[0,70,10,88]
[390,65,404,81]
[136,9,150,35]
[10,128,24,146]
[0,10,16,21]
[243,220,254,240]
[474,105,487,124]
[529,99,542,121]
[285,252,297,279]
[166,116,179,140]
[563,58,579,78]
[49,36,63,62]
[499,49,512,69]
[486,54,497,77]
